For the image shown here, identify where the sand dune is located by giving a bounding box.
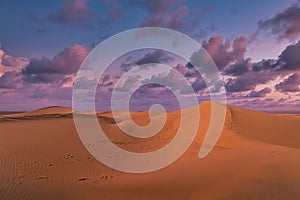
[1,101,300,199]
[0,106,74,121]
[227,104,300,149]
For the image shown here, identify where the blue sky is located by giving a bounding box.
[0,0,293,59]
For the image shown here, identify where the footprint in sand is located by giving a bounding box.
[78,177,88,181]
[87,157,93,161]
[15,181,23,185]
[37,176,49,180]
[100,175,114,180]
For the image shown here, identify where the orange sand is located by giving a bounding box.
[1,101,300,199]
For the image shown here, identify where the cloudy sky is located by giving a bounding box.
[0,0,300,112]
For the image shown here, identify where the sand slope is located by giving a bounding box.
[1,101,300,199]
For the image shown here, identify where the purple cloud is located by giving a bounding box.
[0,49,29,75]
[275,73,300,93]
[100,0,120,25]
[174,64,187,75]
[49,0,92,25]
[1,54,28,68]
[141,4,189,30]
[252,59,278,71]
[143,0,183,13]
[138,0,210,32]
[278,40,300,70]
[0,71,21,89]
[258,2,300,41]
[22,44,89,83]
[49,0,120,26]
[224,58,251,76]
[202,35,247,69]
[222,39,300,94]
[129,84,180,111]
[225,77,254,92]
[136,49,174,65]
[191,76,207,92]
[120,49,174,71]
[229,97,299,113]
[225,70,276,93]
[247,87,272,97]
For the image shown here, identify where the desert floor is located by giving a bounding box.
[1,101,300,199]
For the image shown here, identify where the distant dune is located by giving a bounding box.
[0,106,73,118]
[1,101,300,199]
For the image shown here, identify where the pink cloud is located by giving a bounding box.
[202,35,247,69]
[0,49,29,75]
